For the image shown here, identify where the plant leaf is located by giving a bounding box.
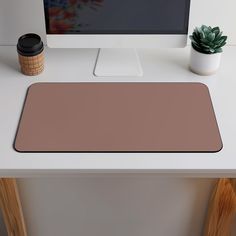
[215,48,223,53]
[207,32,215,41]
[212,27,220,33]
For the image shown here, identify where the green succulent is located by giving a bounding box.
[190,25,227,54]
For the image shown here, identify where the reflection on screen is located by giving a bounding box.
[44,0,190,34]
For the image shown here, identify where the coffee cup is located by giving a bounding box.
[17,34,44,76]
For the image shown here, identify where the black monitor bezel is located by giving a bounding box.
[43,0,191,35]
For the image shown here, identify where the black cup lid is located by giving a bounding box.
[17,34,44,56]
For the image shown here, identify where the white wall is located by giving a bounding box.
[0,0,236,45]
[17,177,215,236]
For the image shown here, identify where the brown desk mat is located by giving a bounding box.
[14,83,222,153]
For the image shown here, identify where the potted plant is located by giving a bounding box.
[189,25,227,75]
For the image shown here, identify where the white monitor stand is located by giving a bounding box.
[94,49,143,77]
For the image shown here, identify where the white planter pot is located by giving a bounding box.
[189,46,222,76]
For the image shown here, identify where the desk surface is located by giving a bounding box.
[0,46,235,177]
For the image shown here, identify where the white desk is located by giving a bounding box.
[0,46,235,177]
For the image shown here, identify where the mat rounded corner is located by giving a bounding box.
[212,142,223,153]
[196,82,209,91]
[13,141,25,153]
[28,82,45,92]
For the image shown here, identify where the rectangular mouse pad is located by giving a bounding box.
[14,83,222,153]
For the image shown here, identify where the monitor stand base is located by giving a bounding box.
[94,49,143,77]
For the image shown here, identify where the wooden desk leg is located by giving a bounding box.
[204,178,236,236]
[0,178,27,236]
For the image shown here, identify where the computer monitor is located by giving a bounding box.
[43,0,191,76]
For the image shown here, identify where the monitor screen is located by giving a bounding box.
[44,0,191,34]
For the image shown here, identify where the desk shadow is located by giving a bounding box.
[143,49,191,74]
[186,179,217,236]
[0,52,20,73]
[167,56,190,71]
